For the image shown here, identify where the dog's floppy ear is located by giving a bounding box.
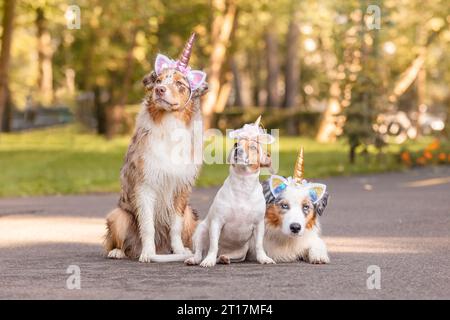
[262,178,277,204]
[314,192,329,216]
[260,150,272,169]
[142,71,157,91]
[192,80,208,98]
[227,142,238,164]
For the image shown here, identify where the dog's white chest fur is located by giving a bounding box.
[142,115,201,182]
[218,188,265,247]
[208,172,266,251]
[135,109,202,250]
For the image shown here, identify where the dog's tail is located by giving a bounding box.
[150,253,193,263]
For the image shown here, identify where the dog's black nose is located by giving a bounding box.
[290,223,301,233]
[155,85,166,96]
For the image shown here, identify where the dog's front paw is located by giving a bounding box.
[107,249,126,259]
[139,250,155,263]
[199,256,216,268]
[307,247,330,264]
[185,256,201,265]
[257,254,276,265]
[218,255,231,265]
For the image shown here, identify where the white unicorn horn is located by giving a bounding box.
[254,115,262,127]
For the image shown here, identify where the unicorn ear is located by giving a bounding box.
[189,70,207,90]
[155,54,173,75]
[258,133,275,145]
[269,175,289,198]
[307,183,327,204]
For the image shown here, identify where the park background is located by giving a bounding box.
[0,0,449,197]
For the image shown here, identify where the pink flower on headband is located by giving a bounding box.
[154,54,206,91]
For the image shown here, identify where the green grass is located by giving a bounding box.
[0,125,433,197]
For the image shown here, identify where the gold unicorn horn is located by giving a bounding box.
[254,115,262,127]
[293,147,304,183]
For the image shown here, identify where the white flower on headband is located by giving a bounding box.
[228,116,275,144]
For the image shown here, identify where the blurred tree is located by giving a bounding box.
[1,0,448,145]
[265,27,280,108]
[36,6,54,105]
[283,5,301,109]
[0,0,16,132]
[342,1,383,163]
[202,0,237,129]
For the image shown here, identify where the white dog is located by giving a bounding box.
[185,118,276,267]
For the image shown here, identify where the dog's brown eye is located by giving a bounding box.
[303,205,310,212]
[156,79,161,84]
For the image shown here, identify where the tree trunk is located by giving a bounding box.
[1,88,12,132]
[283,9,301,135]
[36,7,54,105]
[316,81,342,142]
[265,29,280,108]
[230,57,243,107]
[0,0,16,132]
[215,71,233,113]
[233,53,252,108]
[202,0,237,129]
[106,28,138,138]
[239,54,252,109]
[283,10,301,109]
[388,53,425,103]
[94,86,107,135]
[250,48,263,107]
[349,144,357,164]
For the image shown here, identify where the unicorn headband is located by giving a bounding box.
[154,33,207,98]
[228,116,275,145]
[269,147,327,204]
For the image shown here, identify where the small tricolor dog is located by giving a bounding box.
[256,148,330,264]
[185,117,276,267]
[104,33,208,262]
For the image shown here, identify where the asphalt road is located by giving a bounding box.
[1,167,449,299]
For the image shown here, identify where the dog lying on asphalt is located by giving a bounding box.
[185,117,276,267]
[248,148,330,264]
[104,33,208,262]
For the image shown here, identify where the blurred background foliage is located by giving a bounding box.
[0,0,449,195]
